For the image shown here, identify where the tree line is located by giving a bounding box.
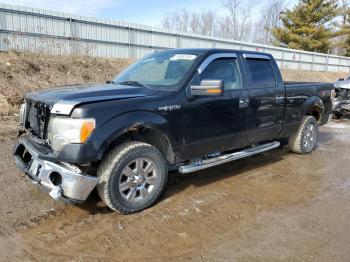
[161,0,350,56]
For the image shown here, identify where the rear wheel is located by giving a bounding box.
[97,141,168,214]
[289,116,319,154]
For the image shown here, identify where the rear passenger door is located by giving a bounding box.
[243,54,285,143]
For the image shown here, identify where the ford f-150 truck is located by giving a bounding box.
[13,48,334,214]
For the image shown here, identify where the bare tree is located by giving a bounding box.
[220,0,239,39]
[161,0,288,43]
[162,9,216,36]
[219,0,259,41]
[339,0,350,25]
[162,9,191,32]
[253,0,287,44]
[192,9,216,36]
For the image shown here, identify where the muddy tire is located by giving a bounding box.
[97,141,168,214]
[288,116,319,154]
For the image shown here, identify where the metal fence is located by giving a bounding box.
[0,3,350,73]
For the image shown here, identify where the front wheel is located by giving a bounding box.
[97,141,168,214]
[288,116,319,154]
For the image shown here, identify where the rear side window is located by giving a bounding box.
[246,59,276,88]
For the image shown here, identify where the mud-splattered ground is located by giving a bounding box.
[0,117,350,261]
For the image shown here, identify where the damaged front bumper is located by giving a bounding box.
[13,137,99,202]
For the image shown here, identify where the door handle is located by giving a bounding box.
[239,98,249,104]
[275,95,285,104]
[239,97,249,108]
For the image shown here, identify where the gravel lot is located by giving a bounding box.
[0,117,350,261]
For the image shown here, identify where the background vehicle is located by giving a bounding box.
[333,77,350,119]
[13,48,334,214]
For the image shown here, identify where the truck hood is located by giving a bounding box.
[26,83,159,115]
[27,83,158,104]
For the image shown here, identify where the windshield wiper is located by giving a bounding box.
[117,81,146,87]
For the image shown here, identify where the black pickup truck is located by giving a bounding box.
[13,48,334,214]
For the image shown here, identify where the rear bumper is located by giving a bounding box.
[13,137,99,202]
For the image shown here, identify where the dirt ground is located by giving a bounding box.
[0,52,131,116]
[0,116,349,261]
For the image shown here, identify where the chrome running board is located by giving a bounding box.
[178,141,280,174]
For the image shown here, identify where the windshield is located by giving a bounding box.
[113,51,201,91]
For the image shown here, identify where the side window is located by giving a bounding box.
[246,58,276,88]
[199,58,241,90]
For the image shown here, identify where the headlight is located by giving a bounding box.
[47,117,95,151]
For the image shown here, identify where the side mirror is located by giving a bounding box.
[190,80,224,97]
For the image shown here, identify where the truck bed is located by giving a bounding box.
[284,81,331,86]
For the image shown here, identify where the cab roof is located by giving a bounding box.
[160,48,272,57]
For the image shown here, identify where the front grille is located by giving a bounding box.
[23,100,51,140]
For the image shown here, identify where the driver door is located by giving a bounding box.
[180,53,250,160]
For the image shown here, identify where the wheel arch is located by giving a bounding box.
[302,96,324,122]
[95,111,177,165]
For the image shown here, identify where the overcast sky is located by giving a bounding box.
[2,0,298,26]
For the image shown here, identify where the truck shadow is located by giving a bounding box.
[165,147,295,196]
[79,147,288,215]
[317,131,333,147]
[79,131,333,215]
